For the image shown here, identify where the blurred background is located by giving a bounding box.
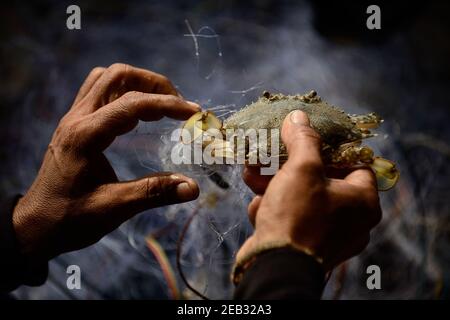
[0,0,449,299]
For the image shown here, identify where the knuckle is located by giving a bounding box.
[109,63,128,73]
[150,70,170,84]
[56,114,71,130]
[67,120,85,140]
[145,176,167,198]
[155,74,178,94]
[285,127,322,154]
[121,90,141,101]
[309,183,328,203]
[164,94,182,105]
[157,73,170,85]
[291,126,321,142]
[105,107,124,122]
[115,91,142,113]
[105,105,130,127]
[56,116,73,134]
[90,66,105,77]
[142,176,174,205]
[106,63,130,83]
[53,117,85,150]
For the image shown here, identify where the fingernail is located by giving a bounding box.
[187,101,201,111]
[176,182,195,201]
[290,110,309,126]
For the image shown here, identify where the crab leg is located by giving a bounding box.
[326,143,399,191]
[327,143,374,167]
[350,112,383,129]
[369,157,400,191]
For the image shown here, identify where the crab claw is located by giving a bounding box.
[181,111,222,144]
[369,157,400,191]
[351,112,383,129]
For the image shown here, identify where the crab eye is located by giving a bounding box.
[181,111,222,144]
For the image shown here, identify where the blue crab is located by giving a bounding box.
[181,91,399,191]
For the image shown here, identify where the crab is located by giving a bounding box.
[181,90,399,191]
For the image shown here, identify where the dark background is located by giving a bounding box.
[0,0,449,299]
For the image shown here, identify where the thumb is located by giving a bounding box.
[94,172,199,221]
[281,110,324,176]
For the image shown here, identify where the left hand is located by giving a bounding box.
[13,63,200,261]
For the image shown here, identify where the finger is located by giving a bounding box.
[72,67,105,106]
[344,167,377,189]
[281,110,324,179]
[345,168,380,215]
[325,167,355,179]
[242,166,273,194]
[248,195,262,226]
[82,92,200,150]
[92,172,199,223]
[81,63,183,114]
[344,168,381,220]
[329,179,381,229]
[325,164,373,180]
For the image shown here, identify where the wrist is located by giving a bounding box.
[12,197,42,259]
[0,194,49,290]
[233,234,325,286]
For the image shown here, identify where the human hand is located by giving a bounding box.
[12,63,200,261]
[238,110,382,271]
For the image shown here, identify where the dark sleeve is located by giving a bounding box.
[0,195,48,294]
[233,247,325,299]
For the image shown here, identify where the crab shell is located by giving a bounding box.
[222,91,380,157]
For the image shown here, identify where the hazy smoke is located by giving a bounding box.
[2,0,448,299]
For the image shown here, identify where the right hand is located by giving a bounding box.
[238,110,382,271]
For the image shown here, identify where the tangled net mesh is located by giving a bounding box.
[5,1,448,299]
